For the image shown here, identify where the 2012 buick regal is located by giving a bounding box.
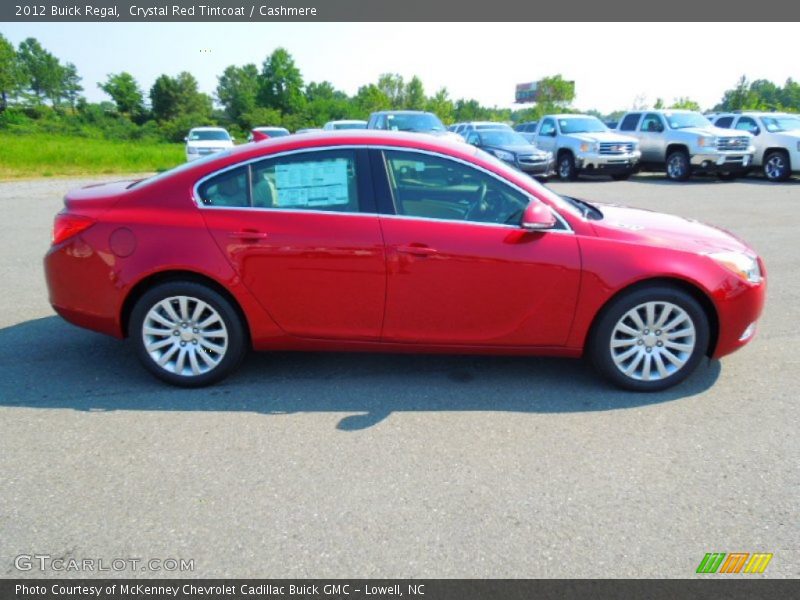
[44,131,765,391]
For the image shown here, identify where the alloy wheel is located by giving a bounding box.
[142,295,229,376]
[609,301,696,382]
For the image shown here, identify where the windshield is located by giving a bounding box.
[665,112,711,129]
[188,130,230,141]
[476,123,512,130]
[761,115,800,133]
[385,113,445,132]
[558,117,607,134]
[333,122,367,130]
[479,130,530,146]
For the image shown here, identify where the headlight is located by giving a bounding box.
[187,146,199,154]
[698,136,717,148]
[492,149,514,161]
[707,251,762,284]
[579,142,598,153]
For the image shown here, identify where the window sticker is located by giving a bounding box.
[275,159,351,207]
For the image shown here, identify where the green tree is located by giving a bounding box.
[150,71,211,122]
[258,48,305,114]
[17,37,63,106]
[377,73,405,108]
[98,72,143,116]
[454,98,490,122]
[216,63,259,127]
[404,76,426,110]
[535,74,575,106]
[670,97,701,111]
[654,98,665,109]
[426,87,454,123]
[0,33,25,111]
[353,83,391,118]
[62,62,83,110]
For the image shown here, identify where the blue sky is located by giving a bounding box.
[2,22,797,113]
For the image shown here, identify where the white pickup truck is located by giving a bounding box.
[616,110,755,181]
[531,114,640,181]
[710,111,800,182]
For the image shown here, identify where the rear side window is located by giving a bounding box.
[197,166,250,208]
[619,113,641,131]
[251,150,360,213]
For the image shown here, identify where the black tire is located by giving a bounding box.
[557,152,578,181]
[665,149,691,181]
[588,285,710,392]
[762,150,791,182]
[129,281,248,387]
[611,173,632,181]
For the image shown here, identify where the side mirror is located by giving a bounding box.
[183,136,189,142]
[521,200,556,231]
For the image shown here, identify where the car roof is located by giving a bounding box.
[373,110,431,115]
[546,114,596,119]
[190,126,228,131]
[328,119,367,123]
[254,126,288,130]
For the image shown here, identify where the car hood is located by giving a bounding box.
[484,143,549,155]
[570,131,638,144]
[590,203,754,255]
[186,140,234,148]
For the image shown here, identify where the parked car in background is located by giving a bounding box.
[296,128,324,134]
[367,110,464,142]
[323,119,368,130]
[514,121,539,143]
[44,130,765,392]
[617,110,755,181]
[532,114,641,181]
[248,127,290,142]
[453,121,513,136]
[184,127,234,162]
[711,112,800,181]
[464,128,553,179]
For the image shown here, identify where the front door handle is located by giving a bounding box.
[228,230,268,241]
[395,244,438,257]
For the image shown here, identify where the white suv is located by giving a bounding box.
[711,112,800,181]
[184,127,234,162]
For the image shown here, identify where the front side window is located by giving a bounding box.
[715,116,734,128]
[383,150,529,226]
[538,119,556,136]
[641,113,665,133]
[735,117,759,135]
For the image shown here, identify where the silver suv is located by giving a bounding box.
[711,112,800,182]
[532,114,641,181]
[617,110,755,181]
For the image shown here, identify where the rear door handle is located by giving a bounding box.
[395,244,438,257]
[228,230,268,241]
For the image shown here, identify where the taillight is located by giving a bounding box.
[52,213,95,245]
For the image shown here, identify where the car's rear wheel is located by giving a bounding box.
[130,281,247,387]
[666,150,691,181]
[763,150,791,182]
[557,152,578,181]
[588,286,710,391]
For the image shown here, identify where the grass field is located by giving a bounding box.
[0,133,185,179]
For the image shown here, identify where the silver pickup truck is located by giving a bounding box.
[616,109,755,181]
[532,114,641,181]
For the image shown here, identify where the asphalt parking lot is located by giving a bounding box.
[0,173,798,579]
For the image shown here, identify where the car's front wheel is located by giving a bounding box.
[129,281,248,387]
[557,152,578,181]
[589,286,710,391]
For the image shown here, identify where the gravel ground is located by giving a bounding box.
[0,173,797,579]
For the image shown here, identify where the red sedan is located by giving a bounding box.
[44,131,765,391]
